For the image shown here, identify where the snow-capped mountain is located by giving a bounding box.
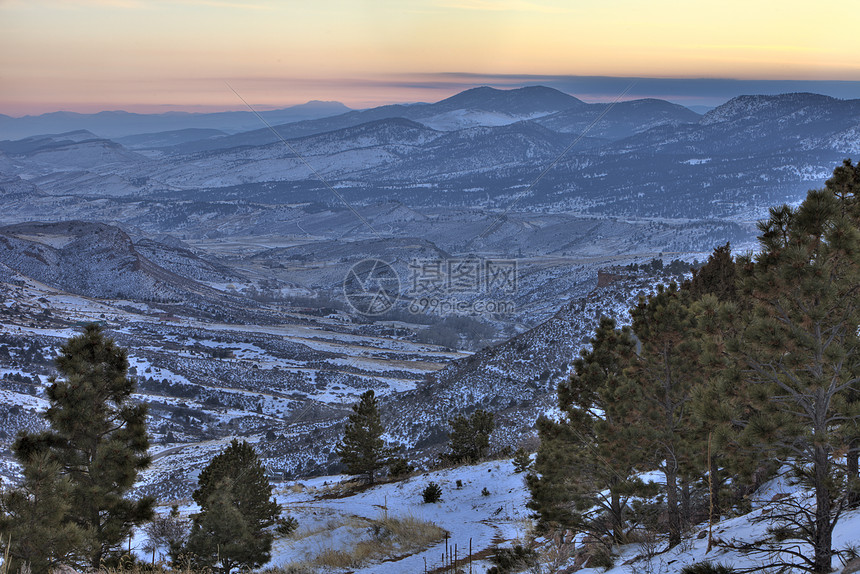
[2,87,856,220]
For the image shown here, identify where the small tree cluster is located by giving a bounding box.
[388,457,415,478]
[142,505,188,563]
[444,409,494,464]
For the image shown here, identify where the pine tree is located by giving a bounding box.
[729,185,860,574]
[685,242,737,302]
[825,159,860,507]
[526,415,582,530]
[683,245,760,527]
[529,317,649,543]
[512,448,531,473]
[336,390,396,484]
[445,409,494,463]
[689,293,757,528]
[12,324,153,568]
[619,285,705,546]
[185,439,282,574]
[0,452,84,574]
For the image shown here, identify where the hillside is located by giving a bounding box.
[128,459,860,573]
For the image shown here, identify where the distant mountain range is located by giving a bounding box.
[1,86,859,220]
[0,100,351,139]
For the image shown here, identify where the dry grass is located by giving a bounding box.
[377,515,447,550]
[312,548,359,569]
[1,535,10,574]
[290,512,365,542]
[274,483,306,496]
[313,480,363,499]
[261,564,317,574]
[310,514,446,569]
[0,513,441,574]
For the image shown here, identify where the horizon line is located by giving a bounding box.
[3,74,860,118]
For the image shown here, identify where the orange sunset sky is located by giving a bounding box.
[1,0,859,116]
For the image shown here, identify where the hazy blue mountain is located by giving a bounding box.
[3,89,858,221]
[0,100,351,140]
[431,85,586,114]
[160,86,587,154]
[536,98,700,139]
[114,128,228,150]
[0,130,103,154]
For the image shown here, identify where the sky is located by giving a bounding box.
[2,0,860,116]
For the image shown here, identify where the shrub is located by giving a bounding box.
[680,561,736,574]
[388,457,414,479]
[585,544,615,569]
[277,515,299,537]
[422,482,443,503]
[766,525,796,542]
[512,448,531,473]
[487,545,538,573]
[142,505,189,561]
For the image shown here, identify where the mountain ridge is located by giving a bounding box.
[0,100,352,139]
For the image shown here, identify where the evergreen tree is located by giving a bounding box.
[185,439,282,574]
[685,242,737,302]
[0,452,84,574]
[527,415,584,530]
[619,285,705,546]
[825,159,860,507]
[336,390,396,484]
[688,293,757,528]
[683,245,760,527]
[13,324,153,568]
[728,185,860,573]
[445,409,494,463]
[529,317,649,544]
[512,448,531,473]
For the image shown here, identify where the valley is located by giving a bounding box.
[1,84,859,571]
[1,86,851,494]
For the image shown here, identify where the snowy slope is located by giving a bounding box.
[131,459,860,574]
